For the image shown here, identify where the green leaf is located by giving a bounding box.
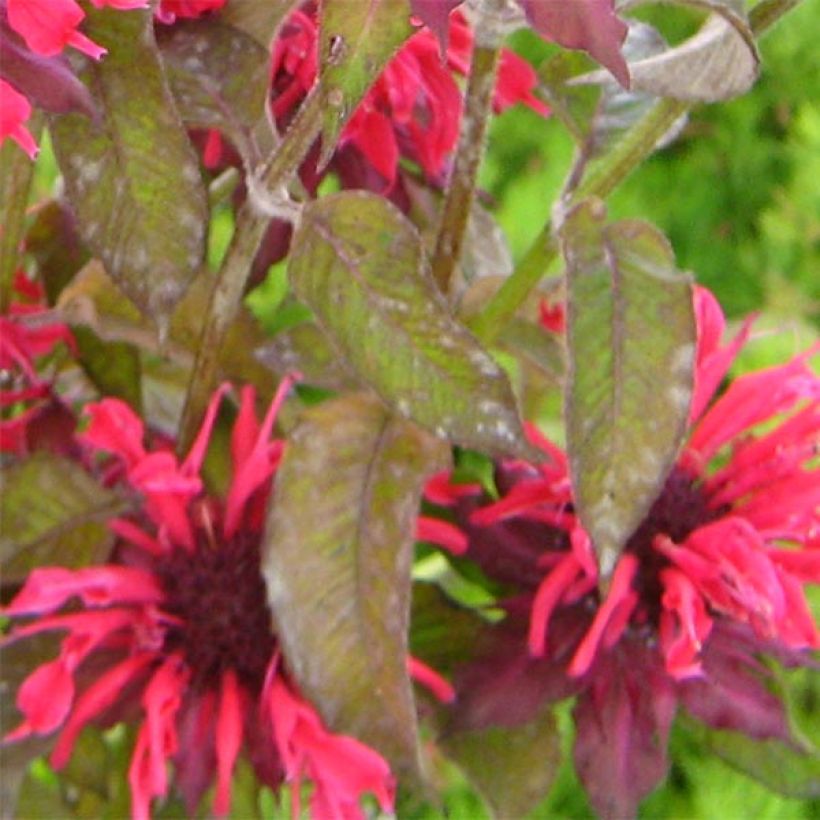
[684,718,820,799]
[317,0,413,166]
[158,18,270,156]
[409,583,488,678]
[49,5,208,332]
[0,453,128,583]
[561,199,696,576]
[288,191,536,459]
[442,706,562,818]
[262,392,449,776]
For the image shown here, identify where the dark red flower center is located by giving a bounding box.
[624,466,725,621]
[155,526,276,694]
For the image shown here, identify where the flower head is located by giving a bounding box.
[2,378,398,818]
[268,9,548,187]
[425,287,819,816]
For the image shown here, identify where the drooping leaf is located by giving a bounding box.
[561,199,696,576]
[317,0,413,166]
[584,21,686,159]
[409,0,460,53]
[520,0,629,86]
[288,191,536,459]
[221,0,301,48]
[593,0,759,101]
[158,18,270,156]
[0,452,128,582]
[49,5,208,332]
[262,392,449,776]
[442,705,561,819]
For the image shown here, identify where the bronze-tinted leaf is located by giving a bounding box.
[0,453,128,583]
[49,5,208,331]
[561,199,696,576]
[158,18,269,154]
[262,392,449,776]
[288,191,536,459]
[317,0,412,166]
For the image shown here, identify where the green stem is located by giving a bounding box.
[177,88,324,452]
[468,0,801,346]
[430,43,501,294]
[469,97,687,344]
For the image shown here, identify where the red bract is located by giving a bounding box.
[425,286,819,817]
[0,78,37,157]
[2,379,400,818]
[269,9,548,187]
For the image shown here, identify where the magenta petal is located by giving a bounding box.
[83,398,146,465]
[4,566,163,616]
[214,669,244,817]
[14,658,75,735]
[51,653,155,769]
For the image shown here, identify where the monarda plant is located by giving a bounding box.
[1,0,817,818]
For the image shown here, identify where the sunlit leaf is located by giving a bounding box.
[263,392,449,776]
[317,0,413,167]
[49,5,208,332]
[442,705,561,819]
[289,191,536,459]
[0,453,127,582]
[561,199,695,576]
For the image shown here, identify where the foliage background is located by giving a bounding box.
[15,0,820,816]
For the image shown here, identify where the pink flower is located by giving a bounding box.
[2,379,402,818]
[269,9,549,187]
[6,0,107,60]
[0,78,37,157]
[425,286,819,816]
[3,377,454,817]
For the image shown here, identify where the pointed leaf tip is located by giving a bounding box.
[562,199,696,576]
